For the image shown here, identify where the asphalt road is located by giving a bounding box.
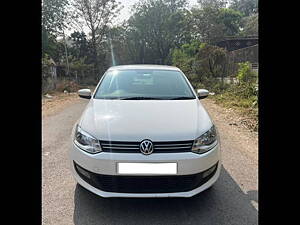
[42,98,258,225]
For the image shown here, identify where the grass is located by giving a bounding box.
[210,89,258,132]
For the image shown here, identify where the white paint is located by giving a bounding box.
[70,65,222,197]
[117,163,177,175]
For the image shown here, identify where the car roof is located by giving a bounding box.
[107,64,181,71]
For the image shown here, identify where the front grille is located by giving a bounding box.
[101,140,194,153]
[74,161,218,193]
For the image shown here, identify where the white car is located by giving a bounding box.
[70,65,221,198]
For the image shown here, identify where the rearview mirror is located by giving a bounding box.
[78,89,92,99]
[197,89,209,99]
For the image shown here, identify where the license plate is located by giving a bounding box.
[117,163,177,175]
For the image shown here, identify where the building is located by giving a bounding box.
[216,36,259,75]
[215,36,258,51]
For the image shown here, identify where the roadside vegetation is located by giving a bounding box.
[211,62,258,131]
[172,41,258,131]
[42,0,258,130]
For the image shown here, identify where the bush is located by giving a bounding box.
[42,77,56,94]
[55,80,80,93]
[236,61,257,84]
[172,42,233,92]
[171,42,258,131]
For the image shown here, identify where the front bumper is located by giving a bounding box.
[70,141,221,197]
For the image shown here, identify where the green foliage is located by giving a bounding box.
[191,6,224,43]
[42,0,70,35]
[71,0,122,76]
[198,0,227,9]
[123,0,192,64]
[236,61,257,83]
[171,41,199,81]
[181,40,201,56]
[172,42,230,92]
[41,0,259,97]
[213,81,258,131]
[212,78,258,131]
[212,61,258,115]
[229,0,258,17]
[172,44,258,102]
[42,29,65,61]
[217,8,243,36]
[191,5,243,43]
[240,13,258,36]
[172,49,193,72]
[42,55,51,77]
[195,44,227,78]
[171,39,258,131]
[68,31,94,64]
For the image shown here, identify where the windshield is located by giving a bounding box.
[94,69,196,100]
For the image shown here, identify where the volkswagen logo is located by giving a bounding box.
[140,140,154,155]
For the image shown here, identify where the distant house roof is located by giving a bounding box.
[215,36,258,51]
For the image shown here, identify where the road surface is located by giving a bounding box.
[42,98,258,225]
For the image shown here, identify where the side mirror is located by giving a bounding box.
[197,89,209,99]
[78,89,92,99]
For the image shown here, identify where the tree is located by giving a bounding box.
[69,31,91,60]
[172,40,201,79]
[197,0,227,9]
[191,6,225,43]
[194,43,228,79]
[42,0,71,74]
[191,4,242,43]
[217,8,243,36]
[125,0,192,64]
[42,0,70,35]
[229,0,258,16]
[172,42,228,88]
[240,13,258,36]
[42,29,66,62]
[42,0,70,59]
[72,0,122,78]
[42,28,57,58]
[105,25,131,65]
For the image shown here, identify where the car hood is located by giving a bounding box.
[79,99,213,141]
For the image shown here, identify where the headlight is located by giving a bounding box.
[192,125,218,154]
[74,125,102,154]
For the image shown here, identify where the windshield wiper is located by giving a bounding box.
[167,96,196,100]
[119,96,164,100]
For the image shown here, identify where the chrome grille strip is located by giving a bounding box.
[100,140,194,153]
[154,146,192,150]
[102,144,139,147]
[102,146,139,150]
[154,143,193,147]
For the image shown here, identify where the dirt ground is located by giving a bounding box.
[201,98,258,163]
[42,92,81,118]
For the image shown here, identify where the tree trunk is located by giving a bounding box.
[62,31,70,76]
[91,29,99,79]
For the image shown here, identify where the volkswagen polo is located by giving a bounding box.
[70,65,221,197]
